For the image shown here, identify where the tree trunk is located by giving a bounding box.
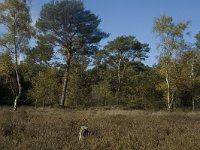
[13,57,22,111]
[192,98,195,112]
[116,58,122,105]
[165,69,171,111]
[35,99,38,109]
[60,52,72,107]
[42,99,45,109]
[191,63,195,112]
[169,92,174,111]
[13,20,21,111]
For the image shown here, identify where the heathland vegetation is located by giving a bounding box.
[1,0,200,112]
[1,1,200,150]
[1,108,200,150]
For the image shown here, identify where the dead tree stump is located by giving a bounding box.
[79,126,89,141]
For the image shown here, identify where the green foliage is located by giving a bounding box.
[100,36,150,104]
[153,16,190,110]
[195,32,200,49]
[91,80,114,106]
[36,0,108,56]
[25,35,54,64]
[99,36,150,68]
[36,0,109,107]
[0,52,16,105]
[153,16,189,56]
[28,69,61,107]
[105,36,150,61]
[67,56,91,107]
[0,0,34,110]
[0,52,13,76]
[1,1,200,112]
[0,0,34,53]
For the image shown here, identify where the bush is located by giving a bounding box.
[28,69,61,107]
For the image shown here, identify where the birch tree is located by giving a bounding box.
[178,49,200,111]
[153,16,189,111]
[0,0,34,110]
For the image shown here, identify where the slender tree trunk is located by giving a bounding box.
[192,98,195,112]
[13,20,21,111]
[116,58,122,105]
[10,78,15,95]
[42,99,45,109]
[116,84,121,105]
[35,99,38,109]
[14,68,22,111]
[121,59,126,81]
[60,51,72,107]
[169,92,174,111]
[104,98,106,106]
[191,63,195,111]
[165,69,171,111]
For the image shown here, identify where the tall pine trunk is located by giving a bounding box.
[60,52,72,107]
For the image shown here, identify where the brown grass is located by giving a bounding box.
[0,107,200,150]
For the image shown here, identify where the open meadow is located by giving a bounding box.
[0,108,200,150]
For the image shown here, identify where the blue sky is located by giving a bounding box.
[2,0,200,66]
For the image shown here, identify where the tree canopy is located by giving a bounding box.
[0,1,200,111]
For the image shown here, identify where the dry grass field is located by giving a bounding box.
[0,107,200,150]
